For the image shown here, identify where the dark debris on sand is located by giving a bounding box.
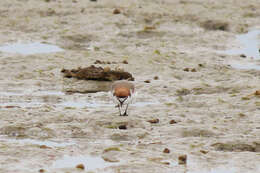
[200,20,229,31]
[61,65,134,81]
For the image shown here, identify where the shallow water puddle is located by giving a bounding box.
[52,155,121,170]
[0,89,159,109]
[0,137,75,147]
[221,30,260,59]
[229,61,260,70]
[220,29,260,70]
[0,42,64,55]
[0,90,64,96]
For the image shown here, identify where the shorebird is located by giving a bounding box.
[111,80,135,116]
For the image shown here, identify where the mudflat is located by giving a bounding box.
[0,0,259,173]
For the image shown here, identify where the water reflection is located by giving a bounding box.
[0,137,75,147]
[229,61,260,70]
[0,90,158,108]
[0,42,64,55]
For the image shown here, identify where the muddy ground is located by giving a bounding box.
[0,0,260,173]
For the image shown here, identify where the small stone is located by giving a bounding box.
[162,161,170,165]
[113,8,121,14]
[39,145,51,149]
[147,119,159,124]
[178,154,187,165]
[169,120,177,124]
[81,8,85,13]
[144,26,156,31]
[239,113,246,117]
[153,76,159,80]
[240,54,246,58]
[144,80,151,83]
[191,68,197,72]
[118,124,127,130]
[103,147,120,153]
[183,68,189,72]
[122,60,128,64]
[5,106,20,108]
[163,148,170,153]
[200,150,209,154]
[39,169,45,173]
[255,90,260,95]
[76,164,85,170]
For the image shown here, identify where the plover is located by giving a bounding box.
[111,80,135,116]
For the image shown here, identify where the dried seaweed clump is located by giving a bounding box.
[61,65,134,81]
[211,142,260,152]
[200,20,229,31]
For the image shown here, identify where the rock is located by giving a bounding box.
[39,169,45,173]
[147,119,159,124]
[200,150,209,154]
[122,60,128,64]
[254,90,260,96]
[113,9,121,14]
[144,26,156,31]
[191,68,197,72]
[240,54,246,58]
[163,148,170,153]
[183,68,189,72]
[39,145,52,149]
[118,124,127,130]
[4,106,21,109]
[153,76,159,80]
[76,164,85,170]
[169,120,177,124]
[94,60,103,64]
[198,63,205,67]
[178,155,187,165]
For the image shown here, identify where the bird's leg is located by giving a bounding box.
[117,97,128,116]
[122,103,129,116]
[118,103,122,116]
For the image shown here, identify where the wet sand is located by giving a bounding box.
[0,0,260,173]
